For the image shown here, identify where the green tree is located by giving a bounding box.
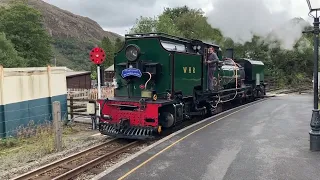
[156,14,182,36]
[130,15,181,36]
[114,37,124,52]
[0,32,25,67]
[129,16,157,33]
[162,6,194,24]
[0,3,53,67]
[162,6,223,43]
[100,36,114,67]
[130,6,223,43]
[90,64,97,80]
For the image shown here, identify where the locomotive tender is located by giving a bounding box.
[96,33,266,140]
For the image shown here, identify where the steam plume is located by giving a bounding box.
[206,0,310,50]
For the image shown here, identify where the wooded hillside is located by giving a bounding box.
[0,0,123,71]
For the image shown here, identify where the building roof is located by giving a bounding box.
[105,64,114,72]
[66,71,91,77]
[65,67,74,72]
[240,58,265,65]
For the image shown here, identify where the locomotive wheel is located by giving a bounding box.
[204,103,213,118]
[157,126,162,135]
[217,104,223,114]
[211,103,222,115]
[237,98,244,105]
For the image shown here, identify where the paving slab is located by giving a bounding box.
[97,94,320,180]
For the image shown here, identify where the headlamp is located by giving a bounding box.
[125,44,140,62]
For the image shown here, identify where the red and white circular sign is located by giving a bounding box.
[89,47,106,65]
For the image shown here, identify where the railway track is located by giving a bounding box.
[12,138,140,180]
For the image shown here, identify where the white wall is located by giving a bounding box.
[0,66,67,105]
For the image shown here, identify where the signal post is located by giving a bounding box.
[89,47,106,129]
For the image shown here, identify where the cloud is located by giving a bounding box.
[267,18,310,50]
[46,0,312,49]
[206,0,310,49]
[46,0,212,30]
[47,0,162,28]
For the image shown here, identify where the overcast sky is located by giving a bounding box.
[44,0,312,36]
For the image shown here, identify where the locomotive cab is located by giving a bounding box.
[118,44,162,78]
[115,43,162,100]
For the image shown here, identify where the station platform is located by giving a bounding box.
[95,93,320,180]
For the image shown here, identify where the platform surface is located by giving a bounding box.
[99,94,320,180]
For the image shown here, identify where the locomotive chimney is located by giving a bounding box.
[225,48,234,59]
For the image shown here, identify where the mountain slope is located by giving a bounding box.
[27,0,122,42]
[0,0,123,71]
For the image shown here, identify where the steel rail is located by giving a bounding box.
[52,141,139,180]
[12,138,118,180]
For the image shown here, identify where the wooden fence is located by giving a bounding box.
[67,87,114,120]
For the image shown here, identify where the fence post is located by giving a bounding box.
[47,65,53,116]
[70,96,74,121]
[89,100,98,130]
[52,101,62,152]
[0,65,5,138]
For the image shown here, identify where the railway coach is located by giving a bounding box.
[91,33,266,140]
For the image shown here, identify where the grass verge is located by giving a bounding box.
[0,120,97,163]
[0,120,83,155]
[0,120,103,179]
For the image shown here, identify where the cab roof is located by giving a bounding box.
[124,32,220,48]
[238,58,264,65]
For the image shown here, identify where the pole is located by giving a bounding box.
[97,65,101,99]
[52,101,62,152]
[310,17,320,151]
[314,18,319,110]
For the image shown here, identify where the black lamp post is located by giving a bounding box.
[306,0,320,151]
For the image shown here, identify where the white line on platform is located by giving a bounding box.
[276,94,288,97]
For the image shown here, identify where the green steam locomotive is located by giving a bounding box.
[97,33,266,140]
